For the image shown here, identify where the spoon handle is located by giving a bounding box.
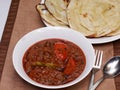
[90,76,104,90]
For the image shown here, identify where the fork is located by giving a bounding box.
[88,50,103,90]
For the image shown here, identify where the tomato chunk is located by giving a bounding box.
[54,42,68,60]
[64,57,76,75]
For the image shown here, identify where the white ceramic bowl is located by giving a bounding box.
[12,26,95,89]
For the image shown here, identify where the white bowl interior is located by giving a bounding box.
[13,27,95,89]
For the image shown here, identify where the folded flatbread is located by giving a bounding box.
[36,4,68,27]
[36,0,120,38]
[45,0,69,25]
[67,0,120,37]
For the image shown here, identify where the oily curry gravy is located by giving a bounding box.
[23,39,86,85]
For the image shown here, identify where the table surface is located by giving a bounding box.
[0,0,120,90]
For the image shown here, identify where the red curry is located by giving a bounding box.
[23,39,86,85]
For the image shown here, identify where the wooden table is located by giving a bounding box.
[0,0,120,90]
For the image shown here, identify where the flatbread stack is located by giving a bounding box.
[36,0,120,38]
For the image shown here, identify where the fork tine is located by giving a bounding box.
[96,50,101,66]
[98,50,103,68]
[94,50,103,69]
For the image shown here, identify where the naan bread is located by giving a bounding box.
[67,0,120,37]
[36,4,68,27]
[67,0,96,37]
[45,0,68,25]
[107,26,120,36]
[36,0,120,38]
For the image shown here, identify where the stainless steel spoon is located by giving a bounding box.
[90,56,120,90]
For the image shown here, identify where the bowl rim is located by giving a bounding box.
[12,26,95,89]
